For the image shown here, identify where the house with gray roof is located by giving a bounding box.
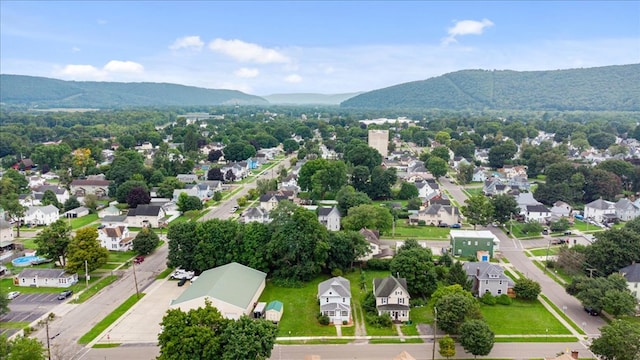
[16,268,77,288]
[318,276,351,324]
[358,228,394,261]
[318,206,341,231]
[620,263,640,302]
[615,198,640,222]
[176,174,199,184]
[126,204,166,228]
[242,207,271,224]
[525,204,551,223]
[584,198,616,223]
[170,262,266,319]
[408,203,459,226]
[463,262,513,297]
[69,179,111,197]
[22,205,59,226]
[0,219,15,249]
[34,185,70,204]
[373,276,410,322]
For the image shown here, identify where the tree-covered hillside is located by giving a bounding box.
[341,64,640,111]
[0,74,268,108]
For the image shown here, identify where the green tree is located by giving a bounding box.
[116,180,148,204]
[459,320,495,359]
[590,319,640,360]
[583,228,640,276]
[335,185,372,215]
[133,227,160,256]
[326,231,369,272]
[0,288,9,316]
[513,278,541,300]
[435,292,481,334]
[549,218,570,232]
[567,274,636,316]
[342,204,393,234]
[439,335,456,359]
[431,146,451,162]
[66,227,109,273]
[367,166,397,200]
[490,194,519,225]
[427,157,448,179]
[435,131,451,146]
[224,141,256,162]
[390,245,438,298]
[41,189,61,209]
[488,141,517,168]
[457,163,474,184]
[282,139,300,154]
[461,194,494,229]
[521,220,543,234]
[267,207,330,283]
[167,222,199,271]
[34,219,72,267]
[344,143,382,171]
[0,195,26,237]
[63,196,81,212]
[220,316,278,360]
[0,335,46,360]
[2,169,28,193]
[158,177,184,199]
[176,192,203,213]
[446,261,473,290]
[396,182,419,200]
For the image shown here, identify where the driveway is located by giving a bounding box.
[92,278,188,345]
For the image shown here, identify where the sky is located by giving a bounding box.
[1,1,639,95]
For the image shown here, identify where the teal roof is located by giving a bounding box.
[265,300,283,312]
[171,262,266,309]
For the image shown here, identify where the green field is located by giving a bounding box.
[480,299,571,335]
[70,213,99,229]
[385,222,451,239]
[528,246,561,257]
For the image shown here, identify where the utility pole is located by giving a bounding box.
[132,260,140,298]
[84,259,89,288]
[432,307,438,360]
[45,319,51,360]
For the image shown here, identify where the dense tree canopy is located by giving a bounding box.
[34,219,72,267]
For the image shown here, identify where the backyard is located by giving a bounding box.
[385,221,451,239]
[480,299,572,335]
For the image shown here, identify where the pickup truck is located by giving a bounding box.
[170,269,195,280]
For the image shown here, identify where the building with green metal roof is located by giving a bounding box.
[170,262,266,319]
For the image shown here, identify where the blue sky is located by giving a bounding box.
[2,1,639,95]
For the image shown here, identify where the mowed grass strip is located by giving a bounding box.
[259,276,337,337]
[76,275,119,303]
[78,293,145,344]
[386,222,450,239]
[494,336,578,343]
[539,294,586,335]
[481,299,571,335]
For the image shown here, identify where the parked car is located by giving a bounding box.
[584,306,600,316]
[170,269,195,280]
[450,223,461,228]
[57,290,73,300]
[177,278,188,287]
[7,291,20,300]
[133,256,144,264]
[437,223,449,228]
[550,238,567,245]
[230,206,239,213]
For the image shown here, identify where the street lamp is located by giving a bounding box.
[432,307,438,360]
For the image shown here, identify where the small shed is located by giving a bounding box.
[64,206,90,219]
[253,302,266,318]
[265,300,283,323]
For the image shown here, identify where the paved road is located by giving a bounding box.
[80,341,588,360]
[438,177,606,342]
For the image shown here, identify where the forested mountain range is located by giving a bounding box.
[341,64,640,111]
[263,92,362,105]
[0,74,268,108]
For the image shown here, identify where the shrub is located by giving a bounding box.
[362,292,377,315]
[331,268,343,277]
[418,220,426,226]
[481,292,496,305]
[411,297,427,307]
[366,258,391,270]
[317,313,330,325]
[367,314,393,328]
[496,294,512,305]
[342,320,348,325]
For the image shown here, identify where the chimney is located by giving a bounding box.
[570,351,579,360]
[476,267,480,276]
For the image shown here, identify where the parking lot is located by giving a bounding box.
[1,292,67,337]
[93,278,187,345]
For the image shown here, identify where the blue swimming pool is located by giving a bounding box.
[12,255,48,267]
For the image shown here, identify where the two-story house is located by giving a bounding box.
[242,207,271,224]
[126,204,167,228]
[408,204,459,226]
[615,198,640,222]
[22,205,59,226]
[259,194,288,213]
[525,204,551,223]
[69,179,111,197]
[619,263,640,303]
[318,206,341,231]
[34,185,70,205]
[373,276,410,322]
[98,225,134,251]
[176,174,199,184]
[584,198,617,224]
[317,276,351,324]
[358,228,393,261]
[463,262,513,296]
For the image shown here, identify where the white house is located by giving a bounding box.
[259,194,288,213]
[525,204,551,223]
[472,168,488,182]
[176,174,199,184]
[98,225,133,251]
[170,262,266,319]
[408,204,459,226]
[242,207,271,224]
[22,205,59,226]
[550,201,573,218]
[34,185,70,205]
[69,179,111,197]
[615,198,640,222]
[359,228,393,261]
[619,263,640,302]
[126,204,167,228]
[463,262,513,297]
[373,276,410,322]
[0,220,14,249]
[318,276,351,324]
[584,198,616,223]
[318,206,341,231]
[16,268,77,288]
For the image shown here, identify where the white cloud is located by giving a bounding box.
[71,46,80,52]
[284,74,302,83]
[443,18,494,45]
[104,60,144,73]
[209,38,290,63]
[57,64,106,80]
[234,67,259,78]
[169,36,204,51]
[97,19,107,25]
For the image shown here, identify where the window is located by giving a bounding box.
[326,298,329,303]
[329,311,335,316]
[499,280,503,284]
[485,280,489,284]
[341,311,348,316]
[475,241,478,246]
[497,289,502,295]
[399,298,404,304]
[382,298,387,304]
[342,298,345,303]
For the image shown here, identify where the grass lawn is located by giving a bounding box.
[20,238,37,250]
[107,250,136,263]
[1,321,30,329]
[494,336,578,343]
[385,222,450,239]
[409,305,433,325]
[258,276,338,337]
[70,213,99,229]
[156,267,174,280]
[463,188,484,197]
[78,293,145,344]
[504,221,542,239]
[344,270,398,336]
[481,299,571,335]
[529,246,560,257]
